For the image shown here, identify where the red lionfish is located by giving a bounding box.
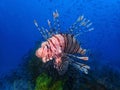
[34,10,94,75]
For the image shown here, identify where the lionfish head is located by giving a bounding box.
[35,42,49,63]
[35,47,42,58]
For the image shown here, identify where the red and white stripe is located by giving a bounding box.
[36,33,87,63]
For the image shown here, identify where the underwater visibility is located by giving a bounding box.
[0,0,120,90]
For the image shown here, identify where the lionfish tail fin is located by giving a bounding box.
[34,20,51,39]
[68,15,94,37]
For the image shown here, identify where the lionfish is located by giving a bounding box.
[34,10,94,75]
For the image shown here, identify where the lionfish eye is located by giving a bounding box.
[46,45,50,49]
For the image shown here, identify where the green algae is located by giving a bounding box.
[35,73,64,90]
[50,80,63,90]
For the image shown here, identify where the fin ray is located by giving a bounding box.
[68,15,94,37]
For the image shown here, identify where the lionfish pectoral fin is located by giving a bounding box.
[72,62,90,74]
[66,55,90,74]
[57,60,69,75]
[78,57,88,61]
[80,49,87,55]
[54,56,69,75]
[67,53,88,61]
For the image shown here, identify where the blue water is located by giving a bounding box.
[0,0,120,77]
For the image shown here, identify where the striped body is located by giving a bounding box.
[36,34,86,68]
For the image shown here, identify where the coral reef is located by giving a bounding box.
[0,43,120,90]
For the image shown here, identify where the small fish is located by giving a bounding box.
[34,10,94,75]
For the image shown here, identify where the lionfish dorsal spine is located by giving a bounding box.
[68,15,94,37]
[34,19,53,40]
[41,27,49,39]
[68,15,84,33]
[46,10,60,36]
[53,10,60,34]
[47,19,54,36]
[34,20,47,39]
